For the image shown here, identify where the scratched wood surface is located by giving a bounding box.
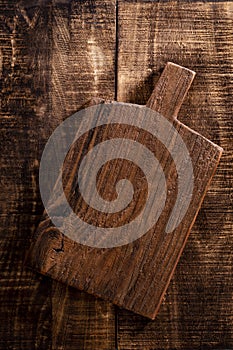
[0,1,116,349]
[117,1,233,349]
[0,2,53,349]
[50,2,116,349]
[0,1,232,350]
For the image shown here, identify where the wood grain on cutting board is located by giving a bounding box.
[26,61,222,320]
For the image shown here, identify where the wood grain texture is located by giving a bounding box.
[52,282,115,350]
[50,1,116,349]
[0,1,116,349]
[27,60,222,320]
[50,1,115,350]
[0,1,53,349]
[0,0,232,349]
[146,62,196,120]
[117,0,233,348]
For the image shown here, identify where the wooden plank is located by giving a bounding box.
[0,1,116,349]
[50,1,116,349]
[51,0,115,119]
[117,0,233,348]
[52,283,116,350]
[0,1,53,349]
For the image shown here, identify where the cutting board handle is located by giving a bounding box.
[146,62,196,120]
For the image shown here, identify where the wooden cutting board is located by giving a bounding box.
[26,62,223,319]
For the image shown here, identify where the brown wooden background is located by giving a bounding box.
[0,1,232,349]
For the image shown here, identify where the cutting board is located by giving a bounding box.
[26,62,222,319]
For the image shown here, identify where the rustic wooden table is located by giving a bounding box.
[0,1,232,349]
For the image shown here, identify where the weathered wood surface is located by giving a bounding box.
[117,0,233,349]
[0,2,53,349]
[0,0,232,349]
[50,2,116,349]
[0,1,116,349]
